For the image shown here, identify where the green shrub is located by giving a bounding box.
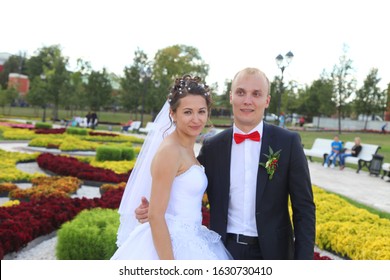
[121,147,135,161]
[96,146,122,161]
[56,208,119,260]
[66,127,88,135]
[35,122,52,129]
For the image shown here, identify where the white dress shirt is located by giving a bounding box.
[227,122,263,237]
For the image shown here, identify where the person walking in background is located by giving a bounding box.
[85,112,92,127]
[381,123,388,134]
[299,116,305,127]
[136,67,316,260]
[324,135,343,168]
[90,112,98,129]
[338,137,362,170]
[278,112,285,128]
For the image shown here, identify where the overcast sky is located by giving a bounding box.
[2,0,389,93]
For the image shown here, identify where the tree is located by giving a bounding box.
[26,45,70,120]
[119,49,148,119]
[331,47,356,134]
[27,73,55,121]
[299,76,334,126]
[0,52,28,89]
[354,68,387,130]
[61,58,91,117]
[85,68,113,111]
[0,87,18,114]
[152,45,209,113]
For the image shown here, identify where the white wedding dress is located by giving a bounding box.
[111,165,232,260]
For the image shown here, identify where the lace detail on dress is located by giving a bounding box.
[168,218,222,259]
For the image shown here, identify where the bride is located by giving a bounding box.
[111,75,231,260]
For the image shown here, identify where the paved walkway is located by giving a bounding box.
[308,160,390,213]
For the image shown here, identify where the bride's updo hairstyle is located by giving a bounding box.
[167,74,212,115]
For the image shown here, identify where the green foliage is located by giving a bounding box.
[353,68,387,130]
[96,146,122,161]
[121,146,135,161]
[85,69,113,111]
[56,208,119,260]
[34,122,52,129]
[66,127,88,135]
[96,145,135,161]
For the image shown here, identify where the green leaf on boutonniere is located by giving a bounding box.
[259,146,282,180]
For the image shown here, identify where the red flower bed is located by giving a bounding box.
[0,188,124,259]
[89,131,119,137]
[0,122,35,129]
[34,128,66,134]
[37,153,130,183]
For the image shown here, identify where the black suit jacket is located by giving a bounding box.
[197,123,316,260]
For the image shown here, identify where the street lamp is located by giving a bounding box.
[139,66,152,128]
[275,51,294,121]
[40,74,47,122]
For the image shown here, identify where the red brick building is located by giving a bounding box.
[8,73,30,97]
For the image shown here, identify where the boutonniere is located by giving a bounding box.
[259,146,281,180]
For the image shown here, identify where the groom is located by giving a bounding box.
[137,67,315,260]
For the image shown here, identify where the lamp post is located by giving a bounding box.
[275,51,294,122]
[139,66,152,128]
[40,74,47,122]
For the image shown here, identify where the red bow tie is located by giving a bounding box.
[234,131,261,144]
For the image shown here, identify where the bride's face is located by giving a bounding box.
[172,95,208,137]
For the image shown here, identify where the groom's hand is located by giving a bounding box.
[135,196,149,223]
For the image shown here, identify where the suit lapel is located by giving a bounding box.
[256,123,275,205]
[219,128,233,216]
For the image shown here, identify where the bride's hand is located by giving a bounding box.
[135,196,149,223]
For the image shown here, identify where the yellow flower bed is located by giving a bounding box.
[29,136,63,147]
[9,176,82,200]
[1,200,20,207]
[0,182,18,192]
[313,186,390,260]
[100,182,126,193]
[82,134,143,144]
[1,127,36,140]
[0,150,44,182]
[90,159,136,174]
[59,136,99,151]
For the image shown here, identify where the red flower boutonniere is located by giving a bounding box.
[259,146,281,180]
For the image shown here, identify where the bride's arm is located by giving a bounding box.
[149,143,180,260]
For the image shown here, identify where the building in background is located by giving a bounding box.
[8,73,30,97]
[0,52,12,72]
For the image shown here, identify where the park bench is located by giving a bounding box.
[304,138,381,173]
[303,138,333,162]
[139,122,156,134]
[341,141,381,173]
[121,121,141,133]
[382,162,390,180]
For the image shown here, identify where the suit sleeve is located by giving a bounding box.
[288,133,316,259]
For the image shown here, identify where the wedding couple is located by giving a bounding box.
[111,68,316,260]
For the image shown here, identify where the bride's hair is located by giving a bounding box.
[167,74,212,114]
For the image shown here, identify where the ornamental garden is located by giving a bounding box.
[0,121,389,260]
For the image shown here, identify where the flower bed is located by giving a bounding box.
[37,153,131,183]
[0,150,43,182]
[0,188,123,259]
[8,176,82,201]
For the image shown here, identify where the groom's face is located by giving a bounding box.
[230,72,270,133]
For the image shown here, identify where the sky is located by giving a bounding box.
[2,0,389,94]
